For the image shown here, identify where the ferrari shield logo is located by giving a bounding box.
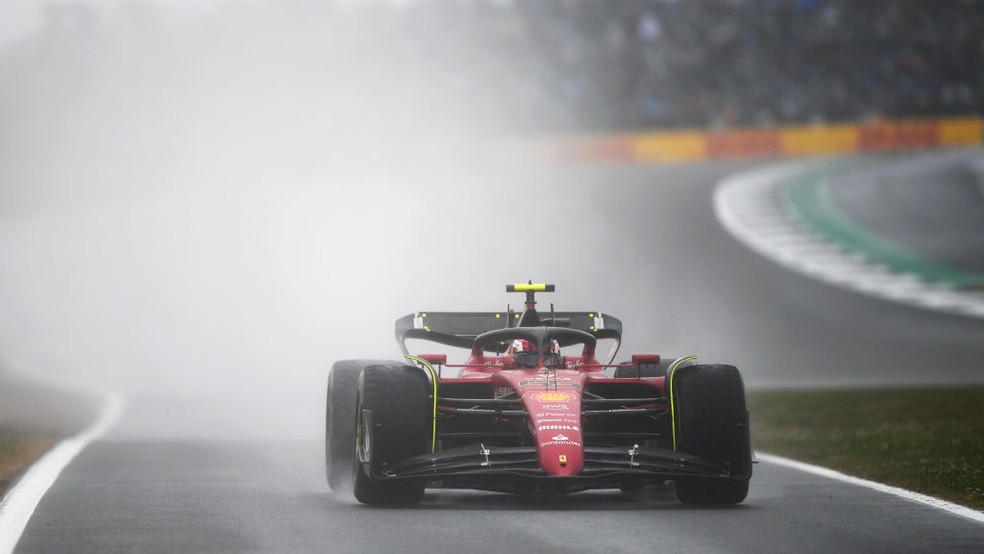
[531,391,574,402]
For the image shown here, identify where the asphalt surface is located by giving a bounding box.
[830,150,984,274]
[16,441,984,554]
[11,157,984,552]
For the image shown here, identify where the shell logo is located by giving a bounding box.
[532,392,574,402]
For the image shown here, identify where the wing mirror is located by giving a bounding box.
[419,353,447,366]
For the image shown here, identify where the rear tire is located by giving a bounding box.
[325,359,393,492]
[352,363,430,506]
[670,364,752,505]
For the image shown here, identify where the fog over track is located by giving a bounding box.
[0,3,602,439]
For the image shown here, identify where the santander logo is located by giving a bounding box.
[551,434,570,441]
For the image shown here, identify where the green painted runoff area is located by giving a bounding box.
[782,166,984,288]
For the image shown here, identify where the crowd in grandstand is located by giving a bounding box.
[513,0,984,130]
[308,0,984,132]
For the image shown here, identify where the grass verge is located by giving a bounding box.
[0,431,59,495]
[748,387,984,511]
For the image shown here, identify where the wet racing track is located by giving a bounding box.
[12,159,984,552]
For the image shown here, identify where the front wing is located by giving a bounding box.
[369,444,749,495]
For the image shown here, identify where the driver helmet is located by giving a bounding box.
[508,339,561,369]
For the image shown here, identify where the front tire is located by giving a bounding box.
[352,363,430,506]
[670,364,752,505]
[326,359,393,492]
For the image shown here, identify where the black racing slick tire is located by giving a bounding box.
[670,364,752,505]
[325,359,394,492]
[352,363,431,506]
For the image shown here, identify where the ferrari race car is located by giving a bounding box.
[325,284,752,506]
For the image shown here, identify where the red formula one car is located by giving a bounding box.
[325,284,752,505]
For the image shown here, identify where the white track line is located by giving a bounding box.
[759,453,984,525]
[714,160,984,319]
[0,392,124,554]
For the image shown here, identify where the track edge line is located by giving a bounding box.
[758,452,984,525]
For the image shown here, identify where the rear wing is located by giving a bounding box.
[395,311,623,358]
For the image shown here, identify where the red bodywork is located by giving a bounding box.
[382,292,732,494]
[444,347,665,478]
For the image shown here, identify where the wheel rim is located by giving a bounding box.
[356,409,372,464]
